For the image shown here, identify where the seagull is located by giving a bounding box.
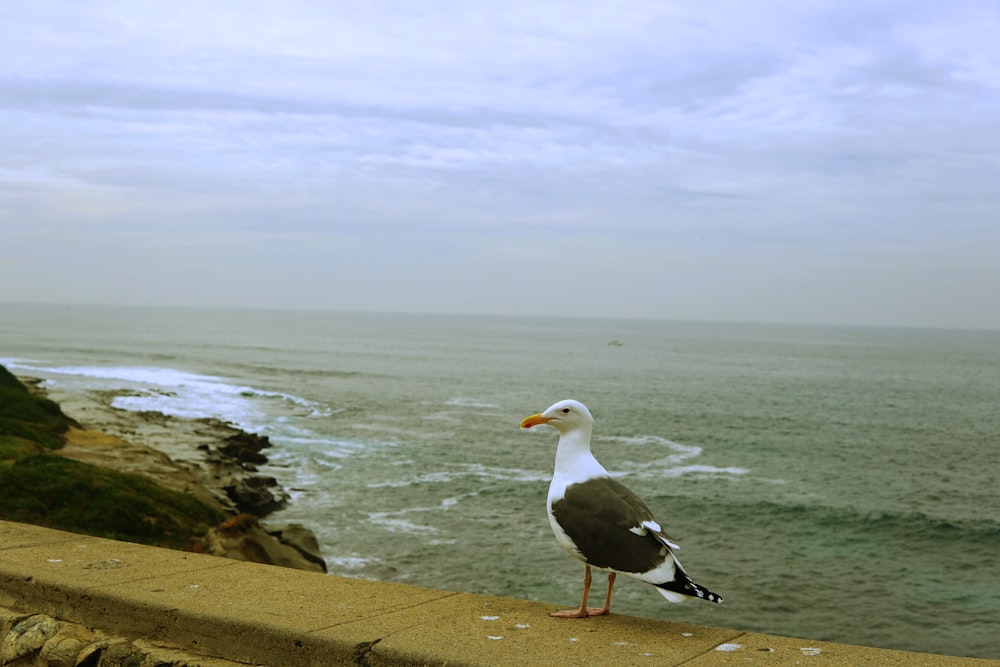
[520,399,722,618]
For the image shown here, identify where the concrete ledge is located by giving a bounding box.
[1,521,995,666]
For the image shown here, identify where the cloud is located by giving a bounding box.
[1,0,998,327]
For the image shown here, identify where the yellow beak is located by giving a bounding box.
[520,413,550,429]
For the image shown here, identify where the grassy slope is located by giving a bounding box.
[0,364,224,549]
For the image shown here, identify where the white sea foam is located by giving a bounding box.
[8,361,332,429]
[368,513,439,534]
[326,555,376,571]
[445,397,500,409]
[366,471,460,488]
[603,435,703,466]
[365,464,548,488]
[659,464,750,478]
[603,435,749,480]
[11,363,221,387]
[448,462,551,483]
[366,493,478,534]
[422,411,462,422]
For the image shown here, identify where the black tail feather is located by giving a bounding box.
[656,575,723,604]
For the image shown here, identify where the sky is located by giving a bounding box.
[1,1,999,329]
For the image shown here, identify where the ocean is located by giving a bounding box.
[1,303,998,659]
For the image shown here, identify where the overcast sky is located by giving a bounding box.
[1,1,998,329]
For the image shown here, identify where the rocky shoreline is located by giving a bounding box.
[25,379,327,574]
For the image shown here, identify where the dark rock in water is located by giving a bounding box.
[222,474,288,516]
[218,431,271,464]
[202,426,290,516]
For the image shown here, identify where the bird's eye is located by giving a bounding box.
[562,408,570,413]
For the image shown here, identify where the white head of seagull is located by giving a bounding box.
[520,398,723,619]
[520,399,607,486]
[521,398,593,434]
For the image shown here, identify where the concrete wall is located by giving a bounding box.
[1,521,994,666]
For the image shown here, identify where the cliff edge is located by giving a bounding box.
[0,363,325,573]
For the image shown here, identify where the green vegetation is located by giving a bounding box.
[0,456,222,549]
[0,364,223,549]
[0,364,77,451]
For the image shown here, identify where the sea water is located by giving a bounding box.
[1,304,998,658]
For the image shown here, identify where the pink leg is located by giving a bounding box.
[550,566,616,618]
[600,572,616,613]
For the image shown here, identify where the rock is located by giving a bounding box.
[0,612,246,667]
[203,427,290,516]
[203,515,326,573]
[0,613,99,667]
[221,474,288,516]
[99,640,148,666]
[264,523,328,573]
[218,432,271,465]
[39,623,97,667]
[1,613,61,664]
[81,637,246,667]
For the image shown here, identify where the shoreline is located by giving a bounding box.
[21,376,327,573]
